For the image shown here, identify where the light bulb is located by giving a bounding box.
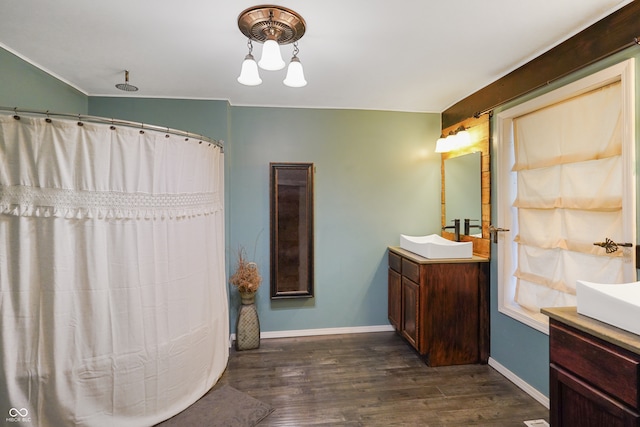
[258,39,285,71]
[283,57,307,87]
[237,54,262,86]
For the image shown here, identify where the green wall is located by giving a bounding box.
[227,107,441,332]
[88,97,230,143]
[0,47,87,113]
[488,44,640,398]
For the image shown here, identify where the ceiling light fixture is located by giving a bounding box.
[115,70,138,92]
[237,5,307,87]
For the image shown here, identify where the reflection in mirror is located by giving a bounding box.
[270,163,314,299]
[444,152,482,236]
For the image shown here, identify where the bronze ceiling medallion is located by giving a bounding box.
[237,5,306,45]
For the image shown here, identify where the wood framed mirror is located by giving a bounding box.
[440,114,490,258]
[270,162,314,299]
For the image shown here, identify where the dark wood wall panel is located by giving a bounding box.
[442,1,640,128]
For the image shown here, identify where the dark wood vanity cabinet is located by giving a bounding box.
[544,307,640,427]
[387,247,489,366]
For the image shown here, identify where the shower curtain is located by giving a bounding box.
[0,113,228,427]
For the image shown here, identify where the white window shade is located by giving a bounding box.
[512,83,622,171]
[512,81,627,313]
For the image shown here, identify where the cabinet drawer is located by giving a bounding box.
[401,258,420,283]
[389,251,402,273]
[550,364,640,426]
[550,322,640,409]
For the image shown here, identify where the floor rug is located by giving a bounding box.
[156,384,274,427]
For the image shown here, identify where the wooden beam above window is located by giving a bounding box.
[442,1,640,128]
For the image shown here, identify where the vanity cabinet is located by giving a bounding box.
[387,247,489,366]
[543,307,640,427]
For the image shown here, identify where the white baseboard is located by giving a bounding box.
[488,357,550,409]
[229,324,395,346]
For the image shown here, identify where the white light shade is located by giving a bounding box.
[443,134,456,151]
[447,134,461,150]
[258,39,285,71]
[456,130,471,148]
[434,136,448,153]
[283,57,307,87]
[237,54,262,86]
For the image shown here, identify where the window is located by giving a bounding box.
[496,59,636,333]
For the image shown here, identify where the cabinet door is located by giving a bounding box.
[388,268,401,330]
[550,364,640,427]
[401,277,419,350]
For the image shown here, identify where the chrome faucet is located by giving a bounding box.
[464,219,482,236]
[442,218,460,242]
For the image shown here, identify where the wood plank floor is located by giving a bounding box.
[214,331,549,426]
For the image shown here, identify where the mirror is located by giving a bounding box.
[270,163,314,299]
[444,151,482,236]
[440,115,490,258]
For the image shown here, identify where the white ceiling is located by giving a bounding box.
[0,0,633,113]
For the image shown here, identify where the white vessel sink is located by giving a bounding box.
[576,280,640,336]
[400,234,473,259]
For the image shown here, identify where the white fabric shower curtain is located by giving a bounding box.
[0,113,228,427]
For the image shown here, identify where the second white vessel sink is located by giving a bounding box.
[577,280,640,336]
[400,234,473,259]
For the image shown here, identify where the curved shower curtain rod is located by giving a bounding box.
[1,107,224,151]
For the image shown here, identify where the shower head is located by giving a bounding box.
[115,70,138,92]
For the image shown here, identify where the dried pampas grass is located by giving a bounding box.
[229,247,262,293]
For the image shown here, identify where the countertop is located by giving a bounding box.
[388,246,490,264]
[542,306,640,356]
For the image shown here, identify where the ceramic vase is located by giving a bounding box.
[236,291,260,350]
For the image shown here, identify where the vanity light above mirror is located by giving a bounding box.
[435,125,471,153]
